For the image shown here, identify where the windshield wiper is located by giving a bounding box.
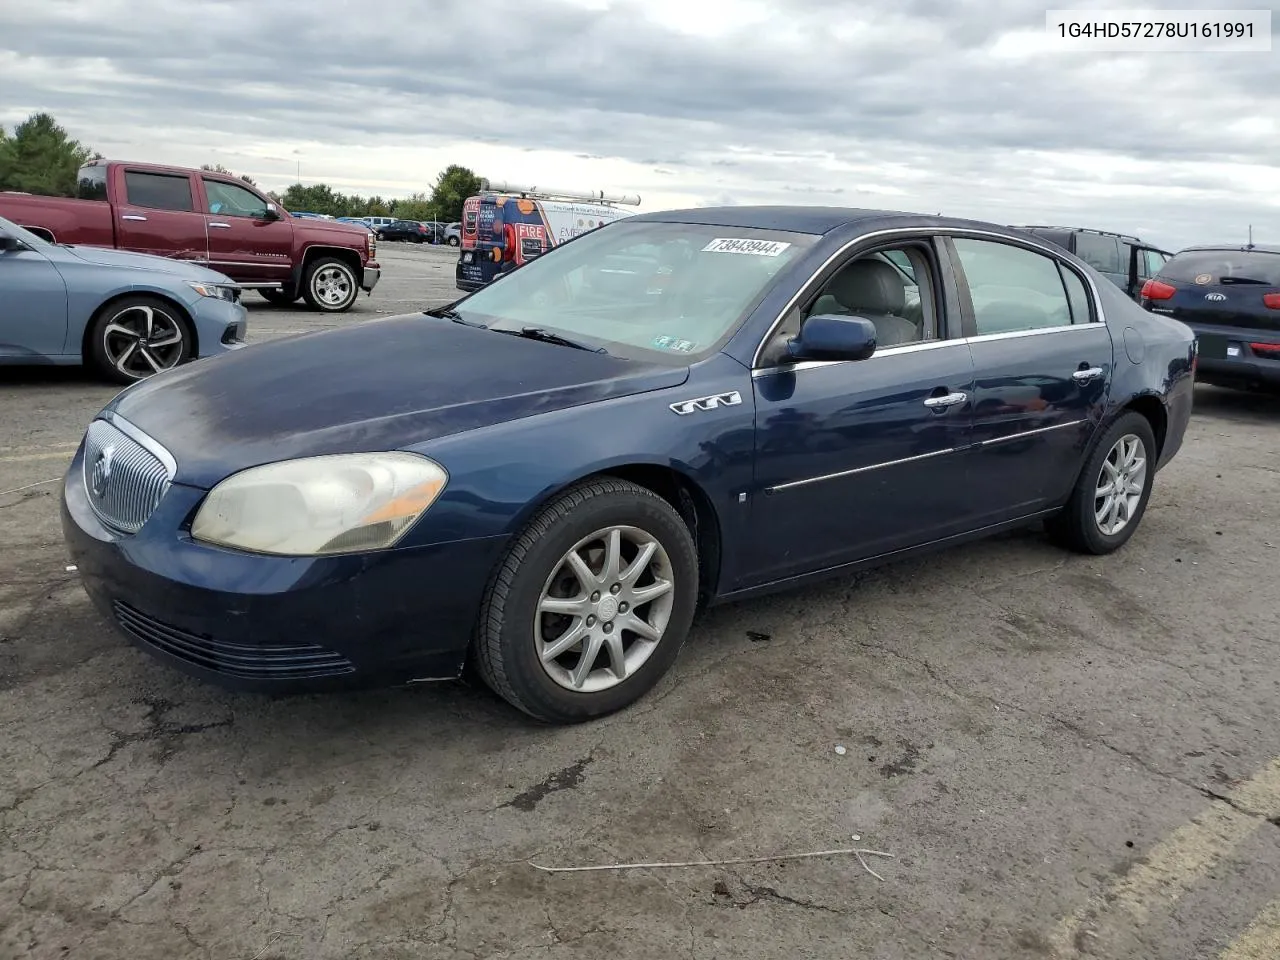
[495,327,608,353]
[1218,276,1270,285]
[426,305,485,327]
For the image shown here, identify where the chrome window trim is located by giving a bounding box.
[750,225,1110,370]
[751,322,1107,379]
[99,410,178,476]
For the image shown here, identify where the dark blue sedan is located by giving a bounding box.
[60,206,1197,723]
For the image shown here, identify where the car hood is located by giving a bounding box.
[61,244,232,283]
[294,219,371,242]
[104,314,690,488]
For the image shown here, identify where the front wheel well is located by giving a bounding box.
[302,246,362,279]
[81,292,197,362]
[1121,394,1168,460]
[594,464,723,608]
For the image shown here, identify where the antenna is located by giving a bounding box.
[481,179,641,206]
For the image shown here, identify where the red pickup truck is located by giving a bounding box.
[0,159,379,313]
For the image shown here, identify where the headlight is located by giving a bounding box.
[186,280,238,301]
[190,452,448,556]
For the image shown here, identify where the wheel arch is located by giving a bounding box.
[301,244,362,277]
[1121,392,1168,461]
[81,290,198,364]
[504,461,725,608]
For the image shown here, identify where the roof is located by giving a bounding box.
[1178,243,1280,255]
[1013,224,1143,244]
[630,205,1024,237]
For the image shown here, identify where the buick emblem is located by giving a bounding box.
[1205,292,1227,302]
[90,445,115,498]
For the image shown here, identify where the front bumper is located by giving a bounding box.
[362,263,381,293]
[190,295,248,358]
[60,441,508,693]
[1191,325,1280,390]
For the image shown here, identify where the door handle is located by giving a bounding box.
[923,391,967,409]
[208,222,231,229]
[121,214,147,222]
[1072,367,1104,382]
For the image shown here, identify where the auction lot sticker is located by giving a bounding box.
[702,238,792,256]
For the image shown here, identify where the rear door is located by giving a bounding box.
[114,169,209,264]
[1073,232,1125,292]
[200,176,293,283]
[947,234,1113,524]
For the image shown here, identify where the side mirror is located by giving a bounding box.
[787,314,877,362]
[263,203,281,221]
[0,234,27,253]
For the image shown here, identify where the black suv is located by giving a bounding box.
[1011,225,1172,302]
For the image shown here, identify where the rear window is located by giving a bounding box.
[1074,233,1121,274]
[75,165,108,201]
[1159,249,1280,286]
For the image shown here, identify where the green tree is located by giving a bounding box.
[427,165,483,222]
[391,191,433,221]
[201,162,257,187]
[280,182,348,216]
[0,112,95,197]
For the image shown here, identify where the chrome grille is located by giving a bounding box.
[82,417,174,534]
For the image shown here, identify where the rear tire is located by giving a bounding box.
[474,478,699,724]
[301,256,359,313]
[448,236,460,246]
[87,295,193,385]
[1046,411,1157,555]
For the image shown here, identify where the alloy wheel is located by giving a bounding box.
[312,265,353,307]
[535,525,676,693]
[1094,433,1147,536]
[102,304,185,378]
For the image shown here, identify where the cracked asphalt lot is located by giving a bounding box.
[3,245,1280,958]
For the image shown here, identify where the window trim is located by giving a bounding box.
[750,226,1108,371]
[200,176,270,219]
[122,169,196,213]
[947,234,1101,338]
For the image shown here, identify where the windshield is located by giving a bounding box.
[1160,249,1280,285]
[451,220,816,362]
[0,215,52,249]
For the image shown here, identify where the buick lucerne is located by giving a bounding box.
[61,207,1197,723]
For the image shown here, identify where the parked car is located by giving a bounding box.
[335,217,375,231]
[443,222,461,246]
[1139,243,1280,392]
[0,160,380,313]
[1011,225,1172,302]
[362,216,397,231]
[0,215,246,383]
[378,220,430,243]
[60,206,1195,723]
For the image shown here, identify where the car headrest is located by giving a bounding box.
[828,259,906,315]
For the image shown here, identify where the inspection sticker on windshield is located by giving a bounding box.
[653,335,698,352]
[702,237,792,256]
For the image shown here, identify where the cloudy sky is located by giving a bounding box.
[1,0,1277,250]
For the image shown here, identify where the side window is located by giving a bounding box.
[1074,233,1121,274]
[1144,249,1168,276]
[203,178,268,218]
[794,242,938,347]
[1059,263,1094,323]
[124,172,194,212]
[952,237,1074,334]
[76,166,108,202]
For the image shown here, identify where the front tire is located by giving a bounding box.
[301,257,359,312]
[87,295,193,385]
[474,478,699,723]
[1046,411,1157,555]
[448,236,460,247]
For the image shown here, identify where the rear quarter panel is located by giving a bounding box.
[0,193,115,246]
[1096,278,1196,469]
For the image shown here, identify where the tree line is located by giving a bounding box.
[0,112,484,223]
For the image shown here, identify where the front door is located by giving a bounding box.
[114,169,209,264]
[748,237,976,584]
[0,243,69,358]
[200,177,294,283]
[948,235,1113,524]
